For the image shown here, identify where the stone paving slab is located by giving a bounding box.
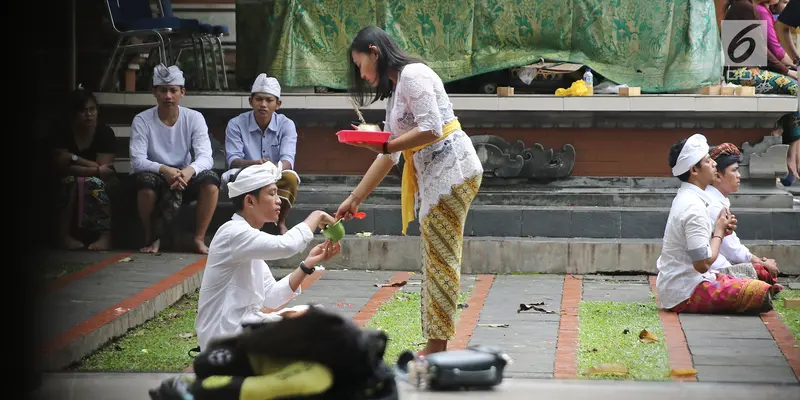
[37,253,204,345]
[694,365,798,384]
[687,344,786,358]
[677,314,767,330]
[468,275,564,377]
[683,329,774,340]
[43,250,124,266]
[678,314,797,384]
[283,270,395,313]
[691,354,791,366]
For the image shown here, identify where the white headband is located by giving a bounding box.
[227,162,282,198]
[251,73,281,98]
[672,133,709,176]
[153,64,185,87]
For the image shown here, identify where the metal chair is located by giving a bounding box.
[99,0,215,91]
[159,0,230,89]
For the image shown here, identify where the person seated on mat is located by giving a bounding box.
[704,143,783,294]
[656,134,776,315]
[194,161,340,352]
[129,64,220,254]
[222,73,299,234]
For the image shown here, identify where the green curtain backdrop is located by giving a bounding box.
[236,0,723,93]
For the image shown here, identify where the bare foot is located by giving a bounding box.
[192,237,209,254]
[279,223,288,235]
[59,236,84,250]
[88,232,112,251]
[140,239,160,253]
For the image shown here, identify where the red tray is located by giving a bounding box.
[337,130,391,144]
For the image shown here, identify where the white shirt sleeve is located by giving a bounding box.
[683,204,713,262]
[129,114,162,173]
[377,111,401,166]
[224,118,245,168]
[719,232,752,264]
[279,118,298,169]
[261,267,301,309]
[187,111,214,176]
[230,223,314,262]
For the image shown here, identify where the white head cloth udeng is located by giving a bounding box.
[153,64,185,86]
[251,73,281,98]
[227,162,282,198]
[672,133,709,176]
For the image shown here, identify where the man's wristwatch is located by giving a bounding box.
[299,261,315,275]
[71,154,78,163]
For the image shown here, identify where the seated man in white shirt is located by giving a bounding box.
[194,161,340,352]
[222,74,299,234]
[656,134,774,315]
[129,65,220,254]
[705,143,783,294]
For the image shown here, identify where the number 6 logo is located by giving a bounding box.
[721,20,767,68]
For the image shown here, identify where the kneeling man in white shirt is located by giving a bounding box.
[655,134,775,315]
[195,161,339,350]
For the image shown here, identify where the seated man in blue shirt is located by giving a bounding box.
[222,74,299,234]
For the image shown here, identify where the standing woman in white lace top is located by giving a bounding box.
[335,26,484,355]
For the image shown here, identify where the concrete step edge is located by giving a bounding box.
[266,235,800,276]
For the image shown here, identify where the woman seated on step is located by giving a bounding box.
[51,87,119,250]
[724,0,797,95]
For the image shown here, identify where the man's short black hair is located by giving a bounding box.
[668,138,702,183]
[229,167,264,211]
[712,154,742,175]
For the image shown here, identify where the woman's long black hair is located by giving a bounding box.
[348,25,425,107]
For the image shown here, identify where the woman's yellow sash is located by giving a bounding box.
[399,119,461,235]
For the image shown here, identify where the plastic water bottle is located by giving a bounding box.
[583,67,593,95]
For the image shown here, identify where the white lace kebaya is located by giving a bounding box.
[377,63,483,221]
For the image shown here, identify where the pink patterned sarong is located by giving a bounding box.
[670,274,772,314]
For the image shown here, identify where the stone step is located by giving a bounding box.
[280,204,798,240]
[107,200,799,251]
[295,184,795,208]
[252,236,800,276]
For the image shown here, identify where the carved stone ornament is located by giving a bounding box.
[738,135,789,180]
[470,135,576,180]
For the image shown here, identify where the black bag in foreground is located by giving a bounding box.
[395,346,511,391]
[149,306,398,400]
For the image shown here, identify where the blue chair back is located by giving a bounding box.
[105,0,156,30]
[157,0,176,18]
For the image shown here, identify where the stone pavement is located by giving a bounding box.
[679,314,797,383]
[30,372,799,400]
[467,275,563,379]
[35,249,799,387]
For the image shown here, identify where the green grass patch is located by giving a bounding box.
[577,301,670,381]
[775,288,800,342]
[365,290,470,364]
[69,290,199,372]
